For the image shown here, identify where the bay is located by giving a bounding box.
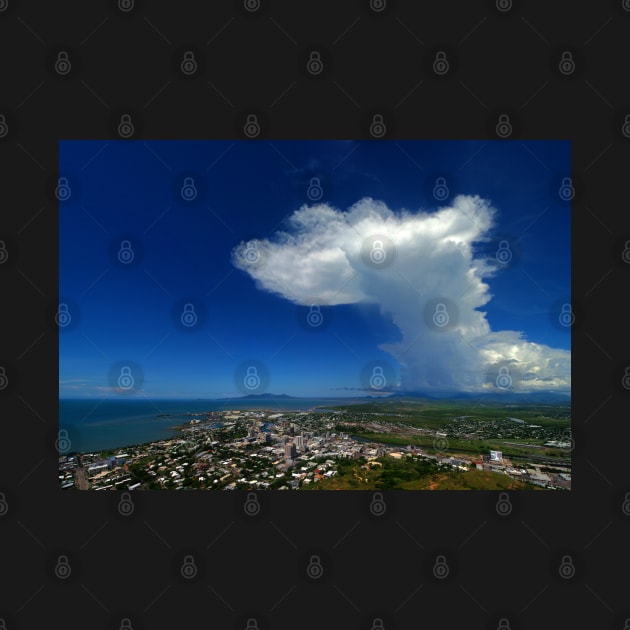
[59,397,362,453]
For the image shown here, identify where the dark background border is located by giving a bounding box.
[1,1,629,629]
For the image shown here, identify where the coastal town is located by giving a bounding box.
[59,406,571,491]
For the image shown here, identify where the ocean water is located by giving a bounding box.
[59,398,355,453]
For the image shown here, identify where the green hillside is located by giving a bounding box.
[302,455,542,490]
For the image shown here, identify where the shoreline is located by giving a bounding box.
[60,403,349,454]
[59,404,571,491]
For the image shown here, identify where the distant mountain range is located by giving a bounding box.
[217,391,569,403]
[221,393,295,400]
[384,390,570,403]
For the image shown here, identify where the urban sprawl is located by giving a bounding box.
[59,408,571,491]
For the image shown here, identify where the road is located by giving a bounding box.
[74,465,89,490]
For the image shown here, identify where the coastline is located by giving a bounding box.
[58,398,361,453]
[59,403,571,491]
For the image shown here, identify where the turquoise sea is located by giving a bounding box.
[59,397,359,453]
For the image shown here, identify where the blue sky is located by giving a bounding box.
[59,140,571,399]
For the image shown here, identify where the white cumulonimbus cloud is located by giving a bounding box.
[231,195,570,394]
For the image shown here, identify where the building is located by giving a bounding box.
[113,453,129,466]
[284,442,296,461]
[87,462,109,474]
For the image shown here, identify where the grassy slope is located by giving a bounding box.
[302,458,542,491]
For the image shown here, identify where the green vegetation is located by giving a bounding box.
[329,397,571,462]
[304,454,541,491]
[68,401,569,491]
[328,397,570,425]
